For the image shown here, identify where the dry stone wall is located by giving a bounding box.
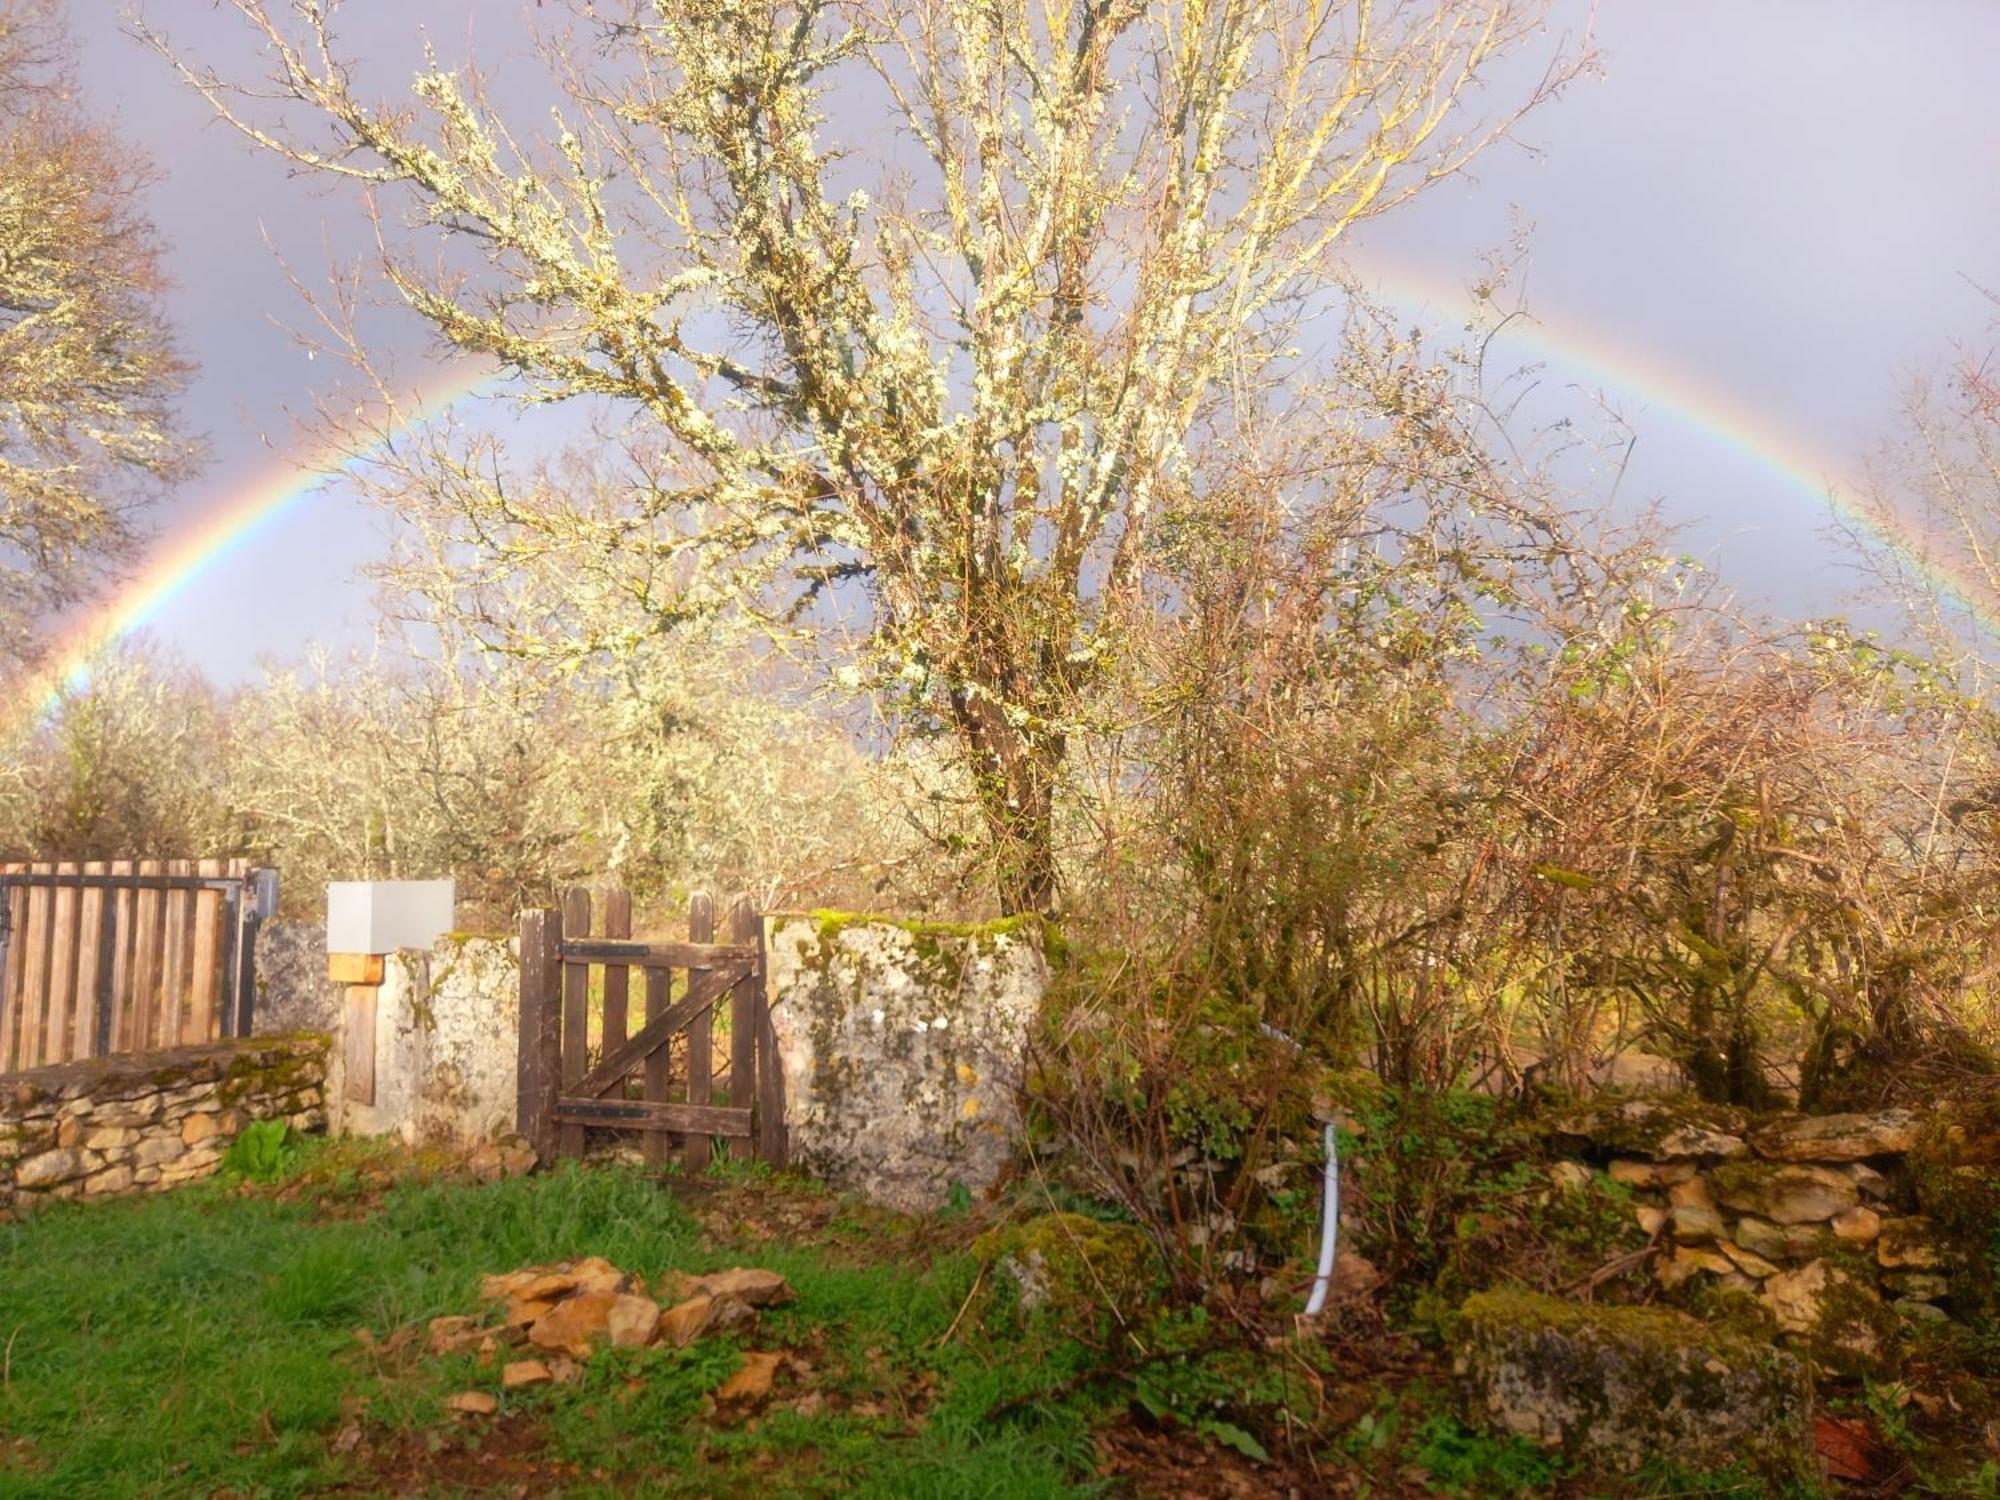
[0,1034,328,1216]
[1549,1097,1959,1368]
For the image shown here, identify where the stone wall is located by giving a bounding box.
[765,914,1046,1213]
[329,934,520,1146]
[0,1034,328,1216]
[253,918,341,1034]
[1549,1097,1960,1369]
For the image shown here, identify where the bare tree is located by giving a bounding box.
[0,0,195,661]
[146,0,1588,911]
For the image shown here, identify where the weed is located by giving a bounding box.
[219,1118,294,1182]
[1410,1413,1562,1495]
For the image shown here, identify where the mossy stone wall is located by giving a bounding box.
[765,912,1047,1212]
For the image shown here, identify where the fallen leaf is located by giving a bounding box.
[1814,1415,1882,1483]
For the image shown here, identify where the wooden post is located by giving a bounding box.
[751,903,787,1166]
[725,893,757,1163]
[343,986,377,1105]
[684,892,715,1171]
[517,907,562,1162]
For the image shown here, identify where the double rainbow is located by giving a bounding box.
[8,269,1986,737]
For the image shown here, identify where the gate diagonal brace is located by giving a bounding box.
[568,961,748,1098]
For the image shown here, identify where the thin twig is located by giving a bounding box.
[935,1262,986,1347]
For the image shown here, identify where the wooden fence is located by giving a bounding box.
[0,859,269,1074]
[517,889,786,1168]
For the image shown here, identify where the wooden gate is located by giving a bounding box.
[0,859,274,1074]
[516,889,786,1168]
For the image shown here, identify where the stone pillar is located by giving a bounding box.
[328,935,522,1146]
[764,914,1046,1212]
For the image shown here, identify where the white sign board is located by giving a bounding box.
[326,879,456,955]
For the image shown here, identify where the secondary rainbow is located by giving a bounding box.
[1348,257,1997,634]
[9,364,504,732]
[12,276,1989,736]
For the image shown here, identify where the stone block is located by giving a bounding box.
[1711,1162,1858,1224]
[1455,1290,1811,1481]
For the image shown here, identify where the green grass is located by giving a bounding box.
[0,1146,1104,1498]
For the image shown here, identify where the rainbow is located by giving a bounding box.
[1346,257,1999,635]
[8,269,1989,740]
[6,363,503,736]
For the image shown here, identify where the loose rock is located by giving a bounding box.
[527,1291,618,1359]
[1831,1206,1881,1244]
[502,1359,553,1389]
[1752,1110,1918,1164]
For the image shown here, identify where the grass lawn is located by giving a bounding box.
[0,1141,1126,1499]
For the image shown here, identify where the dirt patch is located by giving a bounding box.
[310,1411,581,1497]
[1094,1422,1377,1499]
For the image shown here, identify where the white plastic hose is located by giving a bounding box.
[1301,1121,1339,1318]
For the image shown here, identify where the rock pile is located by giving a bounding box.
[1548,1098,1952,1367]
[431,1256,793,1405]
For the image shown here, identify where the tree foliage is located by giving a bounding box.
[146,0,1587,910]
[0,0,195,660]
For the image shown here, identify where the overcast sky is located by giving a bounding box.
[68,1,2000,684]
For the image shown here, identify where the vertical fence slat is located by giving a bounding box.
[641,966,672,1167]
[93,866,119,1059]
[189,857,225,1043]
[109,859,138,1053]
[23,863,54,1070]
[133,859,162,1051]
[75,859,107,1060]
[684,892,715,1171]
[517,907,561,1162]
[0,864,23,1071]
[166,859,198,1046]
[558,888,591,1161]
[48,861,79,1065]
[601,889,631,1086]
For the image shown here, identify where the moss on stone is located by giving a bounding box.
[810,908,1033,949]
[1550,1094,1746,1159]
[1461,1287,1714,1351]
[974,1211,1159,1320]
[217,1037,327,1107]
